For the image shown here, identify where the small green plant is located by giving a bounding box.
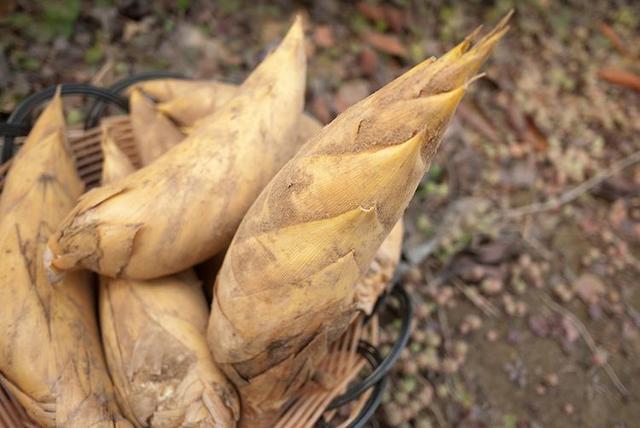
[177,0,190,14]
[217,0,240,14]
[41,0,81,39]
[1,0,80,41]
[85,39,104,65]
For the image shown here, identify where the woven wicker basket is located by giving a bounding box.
[0,81,411,428]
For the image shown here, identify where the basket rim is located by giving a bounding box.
[2,83,129,163]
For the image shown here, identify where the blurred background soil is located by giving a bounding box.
[1,1,639,427]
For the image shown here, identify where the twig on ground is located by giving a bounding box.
[91,58,115,86]
[437,307,451,353]
[457,103,503,145]
[405,238,440,266]
[506,150,640,218]
[540,294,629,398]
[625,304,640,329]
[453,279,499,317]
[429,403,447,428]
[518,232,555,261]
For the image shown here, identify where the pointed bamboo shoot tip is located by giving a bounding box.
[49,85,63,112]
[288,14,304,39]
[129,87,144,102]
[472,10,513,50]
[464,25,484,46]
[499,9,515,29]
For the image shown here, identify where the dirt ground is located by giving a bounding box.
[1,1,639,427]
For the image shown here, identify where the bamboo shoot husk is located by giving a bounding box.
[0,91,130,427]
[294,114,323,149]
[46,17,307,281]
[101,128,137,182]
[99,109,240,428]
[131,79,235,104]
[207,16,510,427]
[156,82,237,127]
[197,112,323,296]
[129,89,185,165]
[100,271,240,427]
[134,79,320,159]
[136,77,322,148]
[155,82,322,143]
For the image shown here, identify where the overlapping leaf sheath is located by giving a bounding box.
[207,17,509,427]
[99,115,239,428]
[129,89,185,165]
[46,17,307,280]
[0,92,129,427]
[197,113,322,300]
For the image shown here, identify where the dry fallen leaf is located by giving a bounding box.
[598,67,640,93]
[598,23,631,57]
[364,32,408,57]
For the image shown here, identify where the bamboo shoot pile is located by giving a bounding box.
[0,12,509,428]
